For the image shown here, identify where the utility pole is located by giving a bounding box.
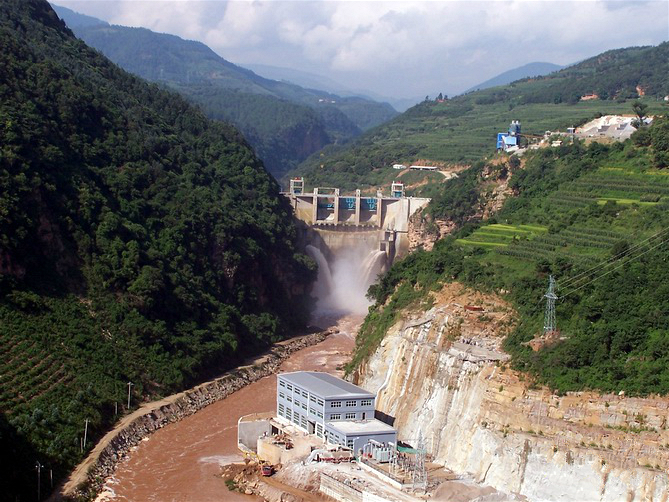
[127,381,134,410]
[83,418,89,450]
[543,275,558,336]
[35,461,42,501]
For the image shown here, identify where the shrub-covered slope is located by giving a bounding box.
[51,5,398,180]
[291,43,668,192]
[0,0,314,498]
[352,118,669,398]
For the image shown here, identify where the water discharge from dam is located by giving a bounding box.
[306,241,386,315]
[91,230,392,501]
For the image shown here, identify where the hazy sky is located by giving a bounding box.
[54,0,668,100]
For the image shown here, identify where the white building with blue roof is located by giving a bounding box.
[276,371,396,453]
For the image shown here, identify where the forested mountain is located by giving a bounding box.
[290,43,668,192]
[353,118,669,397]
[464,61,564,93]
[0,1,314,499]
[51,4,398,180]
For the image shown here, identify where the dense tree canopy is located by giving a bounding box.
[0,1,314,498]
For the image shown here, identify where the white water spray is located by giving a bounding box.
[306,245,333,299]
[307,241,387,315]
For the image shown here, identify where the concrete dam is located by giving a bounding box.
[283,179,430,313]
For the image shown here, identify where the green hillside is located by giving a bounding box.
[351,117,669,398]
[51,5,398,179]
[290,43,668,192]
[0,1,314,499]
[464,61,563,93]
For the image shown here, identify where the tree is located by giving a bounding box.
[650,115,669,168]
[631,100,648,128]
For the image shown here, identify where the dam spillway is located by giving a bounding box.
[284,181,430,313]
[283,183,430,261]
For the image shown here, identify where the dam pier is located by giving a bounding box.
[284,178,430,262]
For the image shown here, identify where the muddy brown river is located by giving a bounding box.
[97,313,361,502]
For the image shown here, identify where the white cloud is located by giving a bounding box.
[54,0,669,99]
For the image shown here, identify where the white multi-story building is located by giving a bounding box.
[276,371,396,452]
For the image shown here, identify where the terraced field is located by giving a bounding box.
[457,221,629,266]
[455,164,667,266]
[550,167,669,208]
[0,330,75,413]
[456,224,548,248]
[497,226,629,265]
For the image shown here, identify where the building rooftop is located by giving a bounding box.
[279,371,374,400]
[327,419,396,436]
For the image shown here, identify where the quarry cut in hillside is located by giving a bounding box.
[358,282,669,502]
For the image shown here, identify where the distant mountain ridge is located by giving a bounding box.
[51,4,397,179]
[464,61,564,94]
[243,63,423,112]
[289,42,668,191]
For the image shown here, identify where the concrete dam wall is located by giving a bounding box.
[286,188,429,314]
[286,189,430,262]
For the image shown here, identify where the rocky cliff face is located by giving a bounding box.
[358,283,669,501]
[407,161,514,252]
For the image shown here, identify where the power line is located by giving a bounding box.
[558,226,669,291]
[560,234,669,299]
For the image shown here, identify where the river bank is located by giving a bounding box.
[84,313,361,502]
[53,325,339,502]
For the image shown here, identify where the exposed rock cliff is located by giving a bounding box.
[407,160,514,252]
[359,283,669,501]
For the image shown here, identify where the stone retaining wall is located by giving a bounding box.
[60,331,329,501]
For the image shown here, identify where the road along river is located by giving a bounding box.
[95,313,362,502]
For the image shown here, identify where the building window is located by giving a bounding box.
[330,413,341,420]
[345,412,356,420]
[317,399,324,406]
[310,395,317,404]
[287,396,292,403]
[279,392,285,399]
[347,440,354,450]
[331,401,342,408]
[278,404,285,415]
[286,409,291,419]
[345,400,357,407]
[317,411,323,418]
[301,402,307,410]
[360,399,372,406]
[286,384,293,391]
[301,417,307,429]
[279,380,285,388]
[301,390,308,398]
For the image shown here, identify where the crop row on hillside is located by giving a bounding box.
[352,134,669,400]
